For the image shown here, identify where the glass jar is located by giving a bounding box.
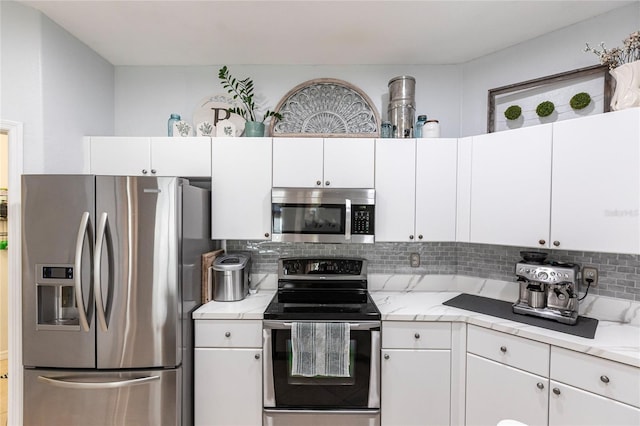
[380,121,392,138]
[414,115,428,138]
[168,113,181,136]
[423,119,440,138]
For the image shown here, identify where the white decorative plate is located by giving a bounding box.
[193,94,245,137]
[269,78,380,137]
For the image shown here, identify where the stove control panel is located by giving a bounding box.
[279,258,366,278]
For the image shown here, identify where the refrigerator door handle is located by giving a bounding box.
[94,212,109,332]
[74,211,92,332]
[37,375,160,390]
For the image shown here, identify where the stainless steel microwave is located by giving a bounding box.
[271,187,375,244]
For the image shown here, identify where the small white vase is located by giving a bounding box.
[610,60,640,111]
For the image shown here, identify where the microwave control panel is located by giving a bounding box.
[352,205,374,235]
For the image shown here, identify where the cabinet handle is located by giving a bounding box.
[418,235,423,240]
[224,331,231,338]
[316,180,322,186]
[325,181,330,186]
[264,232,270,238]
[151,169,156,174]
[553,240,560,247]
[600,375,610,384]
[500,346,507,353]
[255,353,261,360]
[537,382,545,390]
[538,239,546,245]
[384,354,390,360]
[414,333,420,339]
[552,387,561,395]
[409,235,414,240]
[142,169,148,175]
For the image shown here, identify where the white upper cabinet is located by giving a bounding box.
[272,137,374,188]
[550,108,640,254]
[89,136,211,177]
[211,137,272,240]
[456,137,473,242]
[375,138,458,242]
[469,124,553,248]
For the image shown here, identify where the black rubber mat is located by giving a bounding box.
[443,293,598,339]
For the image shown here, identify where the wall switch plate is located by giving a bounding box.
[410,253,420,268]
[583,266,598,287]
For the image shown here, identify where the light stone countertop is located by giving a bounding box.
[193,273,640,368]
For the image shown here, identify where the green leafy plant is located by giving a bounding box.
[536,101,555,117]
[218,66,283,123]
[504,105,522,120]
[569,92,592,110]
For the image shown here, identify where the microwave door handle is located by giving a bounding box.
[74,212,92,332]
[345,198,352,241]
[94,212,109,332]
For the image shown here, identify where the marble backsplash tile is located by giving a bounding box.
[226,240,640,302]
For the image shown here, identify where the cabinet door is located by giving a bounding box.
[194,348,262,426]
[549,381,640,426]
[456,137,473,242]
[272,138,324,187]
[381,349,450,426]
[466,354,548,426]
[415,139,457,241]
[375,139,416,242]
[551,109,640,254]
[150,137,211,176]
[470,124,553,248]
[323,138,375,188]
[90,137,150,176]
[211,138,272,240]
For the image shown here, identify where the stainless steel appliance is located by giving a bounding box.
[21,175,216,426]
[513,252,581,325]
[263,258,381,426]
[271,188,375,244]
[211,253,251,301]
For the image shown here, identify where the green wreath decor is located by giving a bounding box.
[536,101,555,117]
[570,92,592,110]
[504,105,522,120]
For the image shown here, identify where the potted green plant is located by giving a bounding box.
[218,65,282,137]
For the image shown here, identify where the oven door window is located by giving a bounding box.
[271,328,372,408]
[272,204,345,235]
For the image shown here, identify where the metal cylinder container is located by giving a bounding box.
[387,76,416,138]
[211,253,252,301]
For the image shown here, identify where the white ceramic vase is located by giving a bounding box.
[610,60,640,111]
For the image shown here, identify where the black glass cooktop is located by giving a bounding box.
[263,291,381,321]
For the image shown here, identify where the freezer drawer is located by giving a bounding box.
[23,367,181,426]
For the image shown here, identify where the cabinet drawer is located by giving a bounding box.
[195,319,262,348]
[382,322,451,349]
[467,325,549,376]
[551,346,640,408]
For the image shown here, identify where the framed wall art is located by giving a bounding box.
[488,64,612,133]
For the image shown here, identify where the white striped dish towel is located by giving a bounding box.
[291,322,350,377]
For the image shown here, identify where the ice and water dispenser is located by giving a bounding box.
[36,264,80,329]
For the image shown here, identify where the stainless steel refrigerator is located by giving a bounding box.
[21,175,215,426]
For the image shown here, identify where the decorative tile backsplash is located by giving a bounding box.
[226,240,640,301]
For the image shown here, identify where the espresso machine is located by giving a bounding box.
[513,252,581,325]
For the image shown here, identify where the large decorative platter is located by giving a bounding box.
[193,94,245,137]
[269,78,380,137]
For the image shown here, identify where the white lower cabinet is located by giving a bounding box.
[194,320,262,426]
[381,322,452,426]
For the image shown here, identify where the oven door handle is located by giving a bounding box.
[262,321,381,331]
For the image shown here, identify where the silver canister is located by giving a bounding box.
[388,75,416,138]
[211,253,252,301]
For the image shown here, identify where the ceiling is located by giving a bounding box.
[21,0,635,66]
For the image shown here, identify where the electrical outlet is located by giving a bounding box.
[409,253,420,268]
[582,267,598,287]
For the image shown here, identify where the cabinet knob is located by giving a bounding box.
[224,331,231,338]
[600,375,610,384]
[255,353,261,360]
[500,346,507,353]
[325,181,330,186]
[418,235,423,240]
[538,239,546,245]
[414,333,421,339]
[553,240,560,247]
[537,382,545,390]
[384,354,390,360]
[151,169,157,174]
[409,235,414,240]
[264,232,270,238]
[316,180,322,186]
[142,169,148,175]
[552,387,561,395]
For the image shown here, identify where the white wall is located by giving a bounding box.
[0,1,114,174]
[460,3,640,137]
[115,65,461,138]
